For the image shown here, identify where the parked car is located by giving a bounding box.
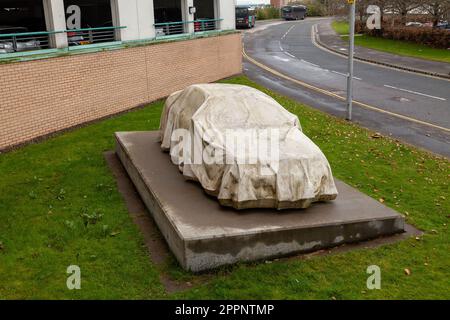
[405,22,423,27]
[194,18,217,32]
[434,22,449,30]
[66,30,88,46]
[0,26,41,54]
[67,21,115,46]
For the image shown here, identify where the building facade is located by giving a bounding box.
[270,0,288,8]
[0,0,241,150]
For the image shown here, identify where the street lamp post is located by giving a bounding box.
[346,0,356,121]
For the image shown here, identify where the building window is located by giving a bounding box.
[63,0,115,46]
[0,0,48,54]
[194,0,218,32]
[154,0,184,36]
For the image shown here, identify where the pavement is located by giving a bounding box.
[242,19,450,158]
[316,22,450,79]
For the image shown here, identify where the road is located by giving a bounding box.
[242,19,450,158]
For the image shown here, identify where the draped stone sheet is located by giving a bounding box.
[160,84,338,209]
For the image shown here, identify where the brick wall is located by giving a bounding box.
[0,33,242,150]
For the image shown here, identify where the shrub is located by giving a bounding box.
[356,21,450,49]
[256,7,280,20]
[306,3,325,17]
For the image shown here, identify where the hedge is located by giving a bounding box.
[356,21,450,49]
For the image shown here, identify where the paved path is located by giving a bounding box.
[243,19,450,158]
[316,22,450,79]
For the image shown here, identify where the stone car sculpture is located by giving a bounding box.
[160,84,338,210]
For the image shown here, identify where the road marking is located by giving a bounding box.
[242,46,450,133]
[282,25,335,72]
[278,41,284,52]
[331,70,362,81]
[300,59,320,67]
[311,23,450,83]
[383,84,447,101]
[284,52,296,58]
[273,56,290,62]
[281,24,296,40]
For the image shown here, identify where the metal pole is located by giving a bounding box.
[346,1,356,121]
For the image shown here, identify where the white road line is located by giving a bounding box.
[284,52,296,58]
[273,56,290,62]
[278,41,284,52]
[331,70,347,77]
[331,70,362,81]
[300,59,320,67]
[383,85,447,101]
[286,25,296,36]
[281,25,296,40]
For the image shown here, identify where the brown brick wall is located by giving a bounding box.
[0,33,242,150]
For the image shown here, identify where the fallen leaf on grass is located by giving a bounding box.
[110,232,121,237]
[371,133,382,139]
[404,268,411,276]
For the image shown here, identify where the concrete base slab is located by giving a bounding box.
[115,131,406,272]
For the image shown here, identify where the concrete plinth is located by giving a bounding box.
[115,131,405,272]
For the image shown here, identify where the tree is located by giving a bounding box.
[356,0,371,21]
[422,0,450,26]
[391,0,422,24]
[373,0,388,23]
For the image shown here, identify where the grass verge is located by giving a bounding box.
[331,21,450,63]
[0,76,449,299]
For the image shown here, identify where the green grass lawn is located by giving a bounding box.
[0,76,449,299]
[331,20,450,63]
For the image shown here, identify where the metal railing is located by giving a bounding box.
[0,18,226,56]
[154,21,188,36]
[0,30,53,54]
[154,19,222,37]
[66,26,125,47]
[0,26,126,55]
[194,19,221,32]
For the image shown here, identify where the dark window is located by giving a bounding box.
[63,0,112,29]
[0,0,46,32]
[194,0,215,20]
[63,0,114,46]
[236,8,248,18]
[194,0,217,32]
[0,0,48,53]
[154,0,182,24]
[293,6,306,13]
